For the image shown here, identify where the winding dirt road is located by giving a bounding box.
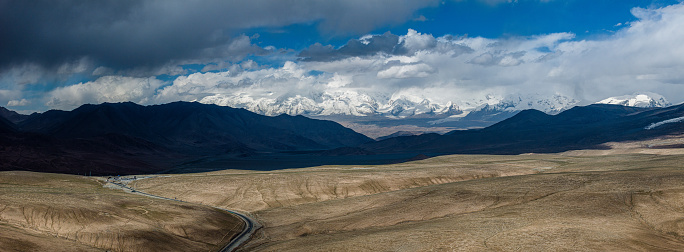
[106,178,259,252]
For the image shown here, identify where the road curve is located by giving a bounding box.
[216,207,256,252]
[105,179,259,252]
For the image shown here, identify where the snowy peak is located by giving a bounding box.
[441,101,463,115]
[471,94,580,115]
[596,93,671,108]
[201,91,464,119]
[199,91,586,123]
[377,95,463,118]
[200,91,377,117]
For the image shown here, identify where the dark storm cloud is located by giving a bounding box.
[299,31,475,61]
[299,32,402,61]
[0,0,437,74]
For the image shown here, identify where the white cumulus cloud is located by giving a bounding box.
[377,63,436,79]
[46,76,164,110]
[29,2,684,114]
[7,99,30,107]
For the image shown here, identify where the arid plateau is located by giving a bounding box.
[4,136,684,251]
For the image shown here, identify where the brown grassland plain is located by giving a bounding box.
[132,136,684,251]
[4,136,684,251]
[0,171,244,252]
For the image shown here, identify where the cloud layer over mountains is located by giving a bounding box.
[0,0,436,71]
[2,1,684,113]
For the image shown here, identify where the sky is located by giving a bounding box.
[2,0,684,113]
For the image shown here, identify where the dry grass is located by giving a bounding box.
[563,134,684,156]
[7,137,684,251]
[0,224,100,252]
[0,171,244,252]
[132,154,565,212]
[135,150,684,251]
[246,164,684,251]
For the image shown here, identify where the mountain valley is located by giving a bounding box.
[2,100,684,251]
[6,1,684,251]
[1,98,683,175]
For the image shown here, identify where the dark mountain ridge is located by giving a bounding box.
[17,101,372,153]
[361,104,683,154]
[0,107,29,124]
[1,102,373,175]
[3,102,684,175]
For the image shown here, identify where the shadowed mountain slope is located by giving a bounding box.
[4,102,684,175]
[361,104,684,154]
[1,102,373,175]
[18,102,372,154]
[0,116,15,133]
[0,106,29,124]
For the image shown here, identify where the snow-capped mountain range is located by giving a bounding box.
[199,91,592,120]
[200,91,466,118]
[464,93,580,117]
[199,91,671,139]
[596,93,671,108]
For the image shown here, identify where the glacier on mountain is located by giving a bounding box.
[200,91,582,121]
[199,91,671,129]
[196,90,677,139]
[596,93,671,108]
[471,94,579,114]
